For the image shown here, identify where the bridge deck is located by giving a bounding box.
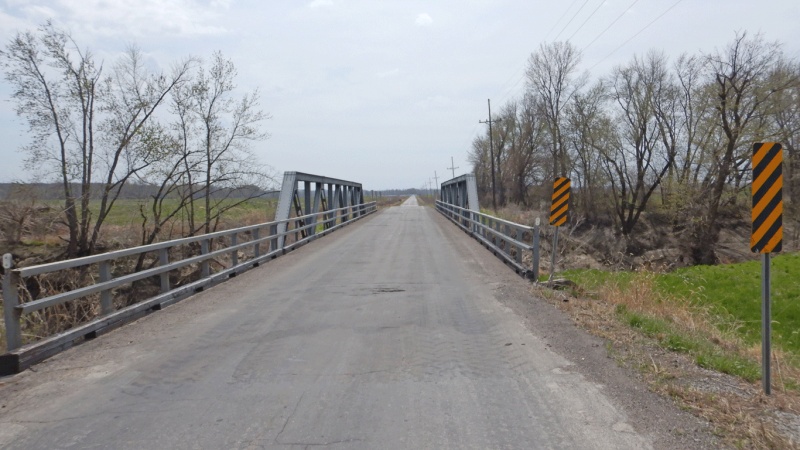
[0,197,684,448]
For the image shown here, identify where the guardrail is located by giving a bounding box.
[1,202,377,369]
[435,200,540,279]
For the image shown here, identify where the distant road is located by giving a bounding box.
[0,198,705,448]
[402,194,419,206]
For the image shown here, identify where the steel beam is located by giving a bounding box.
[274,172,365,247]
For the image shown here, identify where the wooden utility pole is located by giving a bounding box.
[479,99,496,210]
[447,157,459,179]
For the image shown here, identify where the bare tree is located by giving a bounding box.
[186,51,272,234]
[0,21,193,257]
[468,135,492,201]
[505,97,547,206]
[565,81,612,221]
[691,32,794,263]
[602,51,677,236]
[765,60,800,245]
[525,41,586,179]
[133,50,276,254]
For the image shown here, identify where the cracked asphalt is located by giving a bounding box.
[0,196,713,449]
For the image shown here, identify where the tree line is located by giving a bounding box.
[0,21,275,258]
[469,33,800,264]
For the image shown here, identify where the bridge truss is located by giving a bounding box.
[274,172,366,248]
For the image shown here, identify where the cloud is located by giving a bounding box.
[308,0,333,8]
[415,13,433,27]
[415,95,451,109]
[376,68,399,78]
[211,0,232,9]
[12,0,231,38]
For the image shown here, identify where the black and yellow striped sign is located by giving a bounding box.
[751,142,783,253]
[550,177,570,227]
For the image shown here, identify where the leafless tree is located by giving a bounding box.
[186,51,273,234]
[601,51,677,236]
[691,32,795,263]
[0,21,193,257]
[525,41,587,179]
[564,81,612,221]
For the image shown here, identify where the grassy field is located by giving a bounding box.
[40,198,280,228]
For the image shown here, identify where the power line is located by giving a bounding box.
[553,0,591,42]
[588,0,684,71]
[544,0,581,41]
[566,0,607,42]
[581,0,641,53]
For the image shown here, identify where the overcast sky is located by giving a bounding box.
[1,0,798,190]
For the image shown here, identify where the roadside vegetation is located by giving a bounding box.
[557,255,800,377]
[535,270,800,448]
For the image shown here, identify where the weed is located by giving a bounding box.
[695,353,761,382]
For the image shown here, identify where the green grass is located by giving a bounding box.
[657,253,800,355]
[615,304,761,381]
[696,353,761,382]
[558,255,800,383]
[44,198,278,227]
[562,254,800,357]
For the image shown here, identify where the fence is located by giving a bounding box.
[435,200,540,280]
[1,202,377,369]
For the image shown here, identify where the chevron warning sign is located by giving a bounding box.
[751,142,783,253]
[550,177,570,227]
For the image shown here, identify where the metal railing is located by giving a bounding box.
[435,200,540,279]
[1,202,377,354]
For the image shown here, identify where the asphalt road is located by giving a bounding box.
[0,196,685,449]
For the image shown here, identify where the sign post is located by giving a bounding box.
[549,177,570,283]
[751,142,783,395]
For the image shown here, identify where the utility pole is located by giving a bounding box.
[479,98,496,210]
[433,171,440,200]
[447,157,459,179]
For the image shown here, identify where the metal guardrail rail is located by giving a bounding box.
[436,200,540,280]
[1,201,377,372]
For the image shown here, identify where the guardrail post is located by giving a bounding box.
[2,254,22,351]
[99,261,113,315]
[270,224,278,252]
[532,220,540,281]
[230,234,239,268]
[514,228,522,265]
[159,248,171,293]
[253,228,261,258]
[201,239,210,278]
[504,224,512,259]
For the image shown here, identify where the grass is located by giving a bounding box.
[616,304,762,381]
[42,198,279,227]
[538,263,800,448]
[560,253,800,361]
[553,256,800,385]
[658,253,800,355]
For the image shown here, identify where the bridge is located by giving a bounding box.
[0,173,709,448]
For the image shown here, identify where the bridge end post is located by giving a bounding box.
[2,254,22,352]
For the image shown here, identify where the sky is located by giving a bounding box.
[0,0,798,190]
